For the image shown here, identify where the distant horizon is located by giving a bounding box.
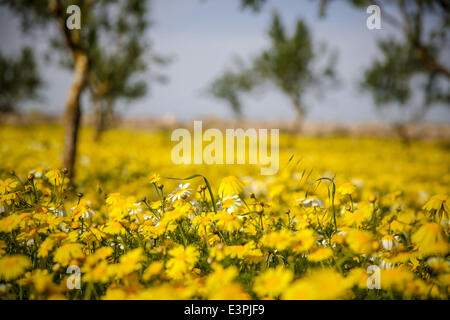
[5,109,450,127]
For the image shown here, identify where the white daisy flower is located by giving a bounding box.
[168,183,192,201]
[297,198,325,208]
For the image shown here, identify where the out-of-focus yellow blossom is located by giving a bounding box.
[380,267,415,292]
[214,211,241,232]
[114,248,146,277]
[337,182,357,196]
[411,222,449,256]
[423,194,449,221]
[282,268,352,300]
[261,229,294,251]
[345,229,374,255]
[307,247,333,262]
[0,255,31,280]
[166,245,199,279]
[0,214,21,232]
[53,243,84,266]
[253,266,293,298]
[218,176,244,197]
[291,229,315,253]
[142,261,164,281]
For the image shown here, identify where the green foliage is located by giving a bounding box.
[321,0,450,119]
[208,11,337,120]
[362,39,420,106]
[207,68,259,117]
[0,48,43,113]
[240,0,267,12]
[87,1,169,106]
[253,12,316,112]
[361,1,449,119]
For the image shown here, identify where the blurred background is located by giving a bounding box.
[0,0,449,178]
[0,0,450,192]
[1,0,449,121]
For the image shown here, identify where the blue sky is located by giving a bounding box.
[1,0,449,123]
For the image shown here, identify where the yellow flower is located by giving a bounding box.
[346,229,373,255]
[427,257,450,273]
[85,247,113,267]
[53,243,84,266]
[18,269,56,293]
[282,268,351,300]
[83,261,111,283]
[380,267,415,292]
[209,243,227,261]
[204,263,239,297]
[337,182,357,196]
[116,248,146,277]
[142,261,164,281]
[423,194,449,221]
[103,220,126,235]
[215,211,241,232]
[412,222,448,256]
[45,169,63,186]
[148,173,161,184]
[166,245,199,279]
[0,178,18,194]
[0,255,31,280]
[307,247,333,262]
[218,176,245,197]
[342,204,373,227]
[106,192,122,206]
[0,214,21,232]
[261,229,293,251]
[208,283,250,300]
[291,229,315,253]
[134,284,194,300]
[71,201,96,220]
[225,245,247,259]
[38,238,56,258]
[192,211,214,228]
[253,266,293,298]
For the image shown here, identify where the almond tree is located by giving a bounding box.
[1,0,154,178]
[0,47,43,114]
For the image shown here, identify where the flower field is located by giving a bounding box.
[0,124,449,299]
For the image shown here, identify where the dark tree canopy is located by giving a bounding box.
[0,0,163,177]
[0,48,43,113]
[208,11,337,123]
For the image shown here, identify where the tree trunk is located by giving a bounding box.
[293,101,305,133]
[92,96,105,142]
[62,52,89,179]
